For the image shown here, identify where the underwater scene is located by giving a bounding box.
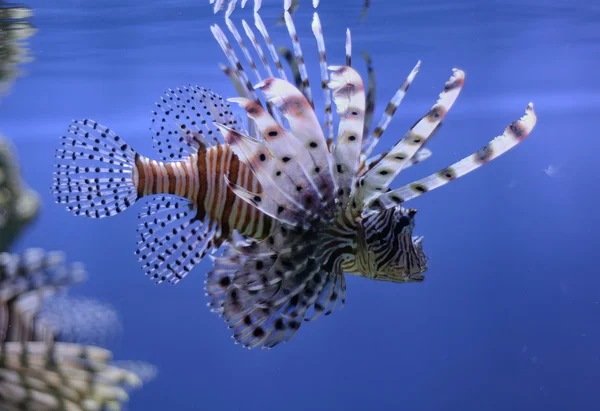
[1,0,599,410]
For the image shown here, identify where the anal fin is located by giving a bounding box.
[135,196,219,285]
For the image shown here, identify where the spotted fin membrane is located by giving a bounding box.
[0,248,155,411]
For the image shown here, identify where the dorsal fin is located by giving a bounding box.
[228,96,330,219]
[151,86,237,161]
[256,78,337,206]
[360,61,421,162]
[328,66,366,205]
[311,12,334,142]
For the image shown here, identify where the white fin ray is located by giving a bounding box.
[225,17,284,126]
[362,51,376,139]
[241,19,274,79]
[255,78,337,205]
[328,66,366,205]
[354,68,465,209]
[225,17,263,85]
[224,175,307,227]
[283,10,313,106]
[345,28,352,67]
[311,12,334,142]
[358,147,432,177]
[214,122,315,218]
[361,61,421,161]
[228,95,332,217]
[377,103,537,207]
[211,23,260,104]
[254,12,288,82]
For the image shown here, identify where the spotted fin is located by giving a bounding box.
[215,123,314,225]
[255,78,337,204]
[354,68,465,209]
[206,232,345,349]
[52,119,139,219]
[151,86,239,160]
[378,103,537,207]
[135,196,219,285]
[328,66,366,204]
[305,266,346,321]
[223,175,306,228]
[228,96,330,218]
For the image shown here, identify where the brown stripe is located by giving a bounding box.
[195,148,208,221]
[134,154,145,198]
[220,150,241,238]
[209,145,225,219]
[165,163,177,195]
[237,164,252,234]
[259,211,273,240]
[183,156,193,200]
[150,161,159,194]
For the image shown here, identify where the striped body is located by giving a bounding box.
[133,144,274,241]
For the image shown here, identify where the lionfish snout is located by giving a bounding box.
[359,205,428,283]
[406,235,428,282]
[391,206,428,282]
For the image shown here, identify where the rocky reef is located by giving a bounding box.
[0,248,157,410]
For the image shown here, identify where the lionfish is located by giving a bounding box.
[52,3,537,349]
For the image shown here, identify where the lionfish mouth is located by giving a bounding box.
[408,235,427,282]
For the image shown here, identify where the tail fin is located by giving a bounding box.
[52,119,139,218]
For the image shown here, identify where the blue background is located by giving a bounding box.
[1,0,599,410]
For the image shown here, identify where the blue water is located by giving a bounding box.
[2,0,600,409]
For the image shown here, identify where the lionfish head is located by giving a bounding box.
[357,206,428,284]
